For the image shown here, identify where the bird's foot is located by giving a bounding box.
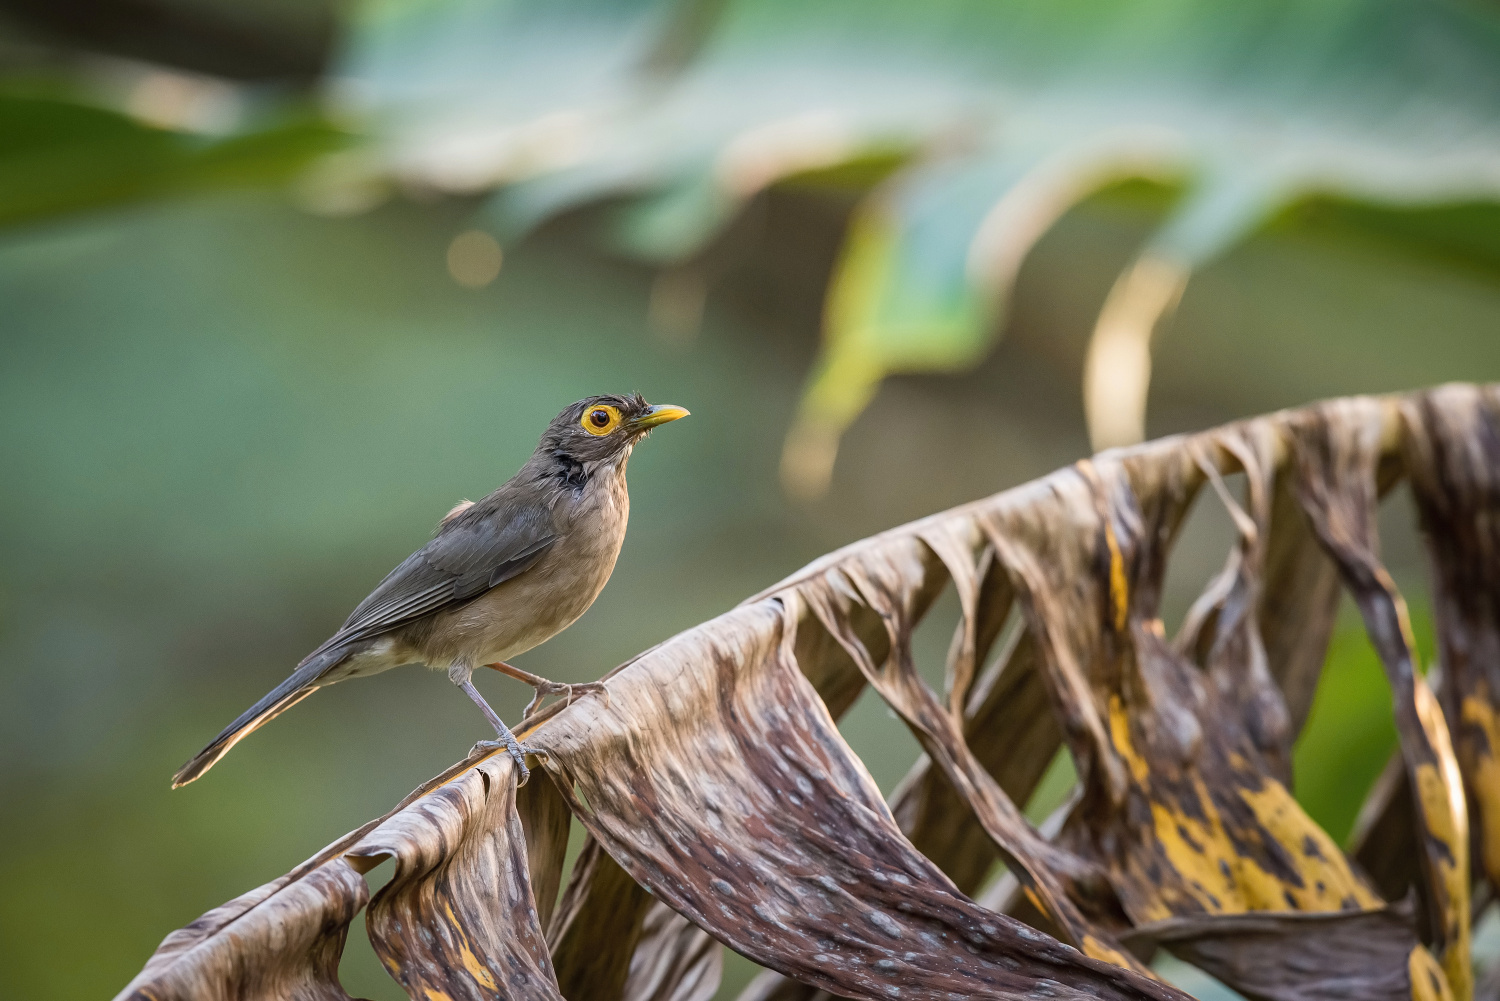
[522,679,609,718]
[469,738,545,785]
[484,661,610,718]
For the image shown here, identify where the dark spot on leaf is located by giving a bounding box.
[1176,824,1204,853]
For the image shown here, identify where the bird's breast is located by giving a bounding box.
[419,470,630,668]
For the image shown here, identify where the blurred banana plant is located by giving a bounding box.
[6,0,1500,496]
[322,0,1500,496]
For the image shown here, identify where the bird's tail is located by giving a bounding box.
[171,647,346,788]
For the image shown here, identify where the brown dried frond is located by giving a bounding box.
[118,385,1500,1001]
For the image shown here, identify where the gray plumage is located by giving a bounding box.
[173,393,689,787]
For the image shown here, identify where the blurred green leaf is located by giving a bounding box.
[328,0,1500,490]
[1295,198,1500,279]
[0,91,344,227]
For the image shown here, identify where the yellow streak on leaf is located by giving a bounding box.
[1104,520,1129,633]
[1459,693,1500,884]
[1108,695,1378,920]
[1413,677,1472,1001]
[1412,760,1472,999]
[1081,935,1138,971]
[442,903,498,991]
[1408,944,1455,1001]
[1235,782,1381,911]
[1108,696,1151,784]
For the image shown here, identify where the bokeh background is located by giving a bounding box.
[3,2,1500,999]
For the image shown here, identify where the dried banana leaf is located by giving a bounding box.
[621,902,723,1001]
[797,529,1142,971]
[975,431,1432,1001]
[115,862,368,1001]
[1126,906,1438,1001]
[117,385,1500,1001]
[349,757,562,1001]
[891,624,1061,897]
[1289,398,1472,998]
[547,836,655,999]
[118,754,561,1001]
[515,766,572,932]
[1402,386,1500,894]
[534,596,1183,999]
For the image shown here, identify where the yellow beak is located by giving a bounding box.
[634,404,690,428]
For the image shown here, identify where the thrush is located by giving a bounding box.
[172,394,689,787]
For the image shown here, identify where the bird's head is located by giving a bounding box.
[540,393,690,465]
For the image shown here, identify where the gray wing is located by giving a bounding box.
[311,500,557,655]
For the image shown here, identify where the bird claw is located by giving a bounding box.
[483,662,609,719]
[522,679,609,718]
[469,738,545,785]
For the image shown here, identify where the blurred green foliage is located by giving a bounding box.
[333,0,1500,474]
[8,0,1500,481]
[0,88,342,226]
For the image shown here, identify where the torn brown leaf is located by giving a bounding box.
[117,386,1500,1001]
[975,444,1428,1001]
[1058,453,1371,918]
[622,902,723,1001]
[349,754,563,1001]
[799,538,1140,971]
[746,569,1061,1001]
[547,836,655,999]
[115,862,367,1001]
[1183,429,1295,784]
[1402,385,1500,894]
[516,770,572,932]
[1260,450,1345,741]
[891,626,1062,897]
[533,598,1190,1000]
[1128,906,1445,1001]
[1349,754,1422,905]
[1289,396,1471,998]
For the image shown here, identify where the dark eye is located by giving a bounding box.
[589,409,610,427]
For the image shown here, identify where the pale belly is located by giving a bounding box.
[320,465,629,685]
[419,545,615,668]
[324,546,617,685]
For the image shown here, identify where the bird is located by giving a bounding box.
[171,394,689,788]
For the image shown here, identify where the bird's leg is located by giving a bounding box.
[457,677,541,784]
[483,661,609,719]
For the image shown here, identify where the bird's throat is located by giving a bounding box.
[550,451,589,490]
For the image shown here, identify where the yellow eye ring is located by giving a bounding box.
[580,404,623,436]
